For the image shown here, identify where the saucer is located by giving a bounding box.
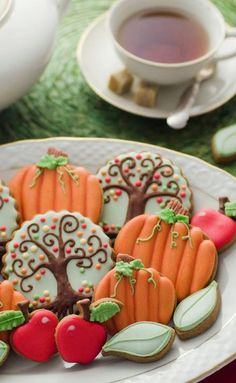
[77,14,236,119]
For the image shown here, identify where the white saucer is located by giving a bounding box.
[77,14,236,119]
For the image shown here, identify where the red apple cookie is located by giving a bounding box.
[114,208,218,301]
[94,255,176,334]
[2,211,114,317]
[56,299,122,364]
[97,151,192,237]
[11,304,59,362]
[8,147,102,223]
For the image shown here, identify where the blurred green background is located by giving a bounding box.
[0,0,236,175]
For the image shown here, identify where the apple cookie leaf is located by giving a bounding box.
[173,281,221,340]
[90,298,123,323]
[102,322,175,363]
[0,340,10,367]
[0,311,25,331]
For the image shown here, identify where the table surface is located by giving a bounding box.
[0,0,236,382]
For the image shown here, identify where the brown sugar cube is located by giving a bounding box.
[108,69,133,95]
[133,81,158,107]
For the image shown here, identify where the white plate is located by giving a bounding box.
[77,14,236,119]
[1,137,236,383]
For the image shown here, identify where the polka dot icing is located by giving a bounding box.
[0,179,19,243]
[97,152,192,237]
[3,211,114,317]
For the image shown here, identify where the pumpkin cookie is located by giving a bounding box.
[2,211,114,318]
[0,179,19,253]
[8,147,102,223]
[114,207,218,301]
[94,255,176,334]
[174,281,221,339]
[97,151,192,238]
[0,280,27,343]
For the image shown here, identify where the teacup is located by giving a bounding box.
[108,0,236,85]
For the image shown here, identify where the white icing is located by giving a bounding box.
[67,325,76,331]
[4,211,114,309]
[97,152,192,229]
[41,316,50,324]
[103,321,173,357]
[0,181,18,242]
[174,281,218,332]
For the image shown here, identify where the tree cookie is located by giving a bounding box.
[2,211,114,317]
[114,208,218,301]
[102,322,175,363]
[94,255,176,334]
[97,152,192,237]
[8,147,102,223]
[173,281,221,339]
[0,179,19,252]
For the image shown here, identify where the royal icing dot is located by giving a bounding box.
[88,246,94,253]
[42,225,50,232]
[81,223,87,229]
[21,268,27,275]
[41,316,49,323]
[80,238,87,245]
[33,234,39,240]
[35,274,41,280]
[103,225,109,232]
[113,195,118,201]
[3,197,9,203]
[53,246,59,252]
[96,263,101,270]
[0,186,3,192]
[156,197,163,204]
[39,254,45,261]
[11,253,16,259]
[136,154,142,160]
[43,290,50,297]
[39,297,46,304]
[105,177,111,183]
[151,184,158,191]
[30,245,38,253]
[180,191,186,198]
[66,248,72,254]
[51,224,56,230]
[77,231,83,237]
[52,217,58,223]
[182,185,187,190]
[0,232,6,238]
[22,252,29,260]
[82,280,88,287]
[12,279,18,285]
[45,297,51,303]
[174,174,179,180]
[85,287,91,293]
[13,243,19,249]
[32,301,38,306]
[103,243,108,249]
[153,172,160,180]
[33,295,39,300]
[101,170,107,176]
[78,287,84,293]
[40,269,46,275]
[118,178,123,184]
[91,228,96,233]
[115,189,122,196]
[114,158,120,164]
[0,226,6,231]
[160,202,166,208]
[79,267,85,274]
[68,325,76,331]
[40,217,46,223]
[137,167,141,173]
[124,167,129,173]
[135,180,142,187]
[20,233,27,239]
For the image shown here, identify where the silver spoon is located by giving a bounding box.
[167,62,216,130]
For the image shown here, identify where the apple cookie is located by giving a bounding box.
[0,179,19,255]
[191,199,236,251]
[174,281,221,339]
[97,151,192,238]
[102,321,175,363]
[94,255,176,334]
[114,205,218,301]
[56,298,122,364]
[2,211,114,317]
[8,147,103,223]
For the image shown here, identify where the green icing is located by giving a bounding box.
[37,154,68,170]
[213,124,236,157]
[174,281,218,332]
[225,202,236,217]
[159,209,189,225]
[0,310,25,331]
[0,341,9,365]
[102,322,173,357]
[90,301,121,323]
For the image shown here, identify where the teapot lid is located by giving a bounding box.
[0,0,12,27]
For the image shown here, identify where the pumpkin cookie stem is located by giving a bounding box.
[29,168,44,188]
[136,220,162,244]
[76,299,91,321]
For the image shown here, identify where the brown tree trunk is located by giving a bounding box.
[125,190,146,222]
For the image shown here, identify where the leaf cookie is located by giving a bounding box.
[173,281,220,339]
[102,322,175,363]
[0,340,9,367]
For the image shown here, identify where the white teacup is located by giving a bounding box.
[108,0,236,85]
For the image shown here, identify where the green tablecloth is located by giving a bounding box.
[0,0,236,176]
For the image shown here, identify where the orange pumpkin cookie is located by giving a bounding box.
[94,255,176,334]
[8,147,102,223]
[114,209,218,301]
[0,280,27,343]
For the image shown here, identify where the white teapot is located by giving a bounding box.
[0,0,70,111]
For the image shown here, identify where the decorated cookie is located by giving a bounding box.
[11,303,59,362]
[174,281,220,339]
[114,208,218,301]
[3,211,114,317]
[0,280,27,343]
[102,321,175,363]
[0,179,19,246]
[97,152,192,237]
[191,207,236,251]
[212,124,236,163]
[0,340,9,367]
[8,147,103,223]
[56,298,122,364]
[0,310,25,332]
[94,255,176,334]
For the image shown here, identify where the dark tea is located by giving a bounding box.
[117,10,209,64]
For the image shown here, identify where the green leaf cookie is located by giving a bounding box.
[0,310,25,331]
[90,301,121,323]
[0,341,10,366]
